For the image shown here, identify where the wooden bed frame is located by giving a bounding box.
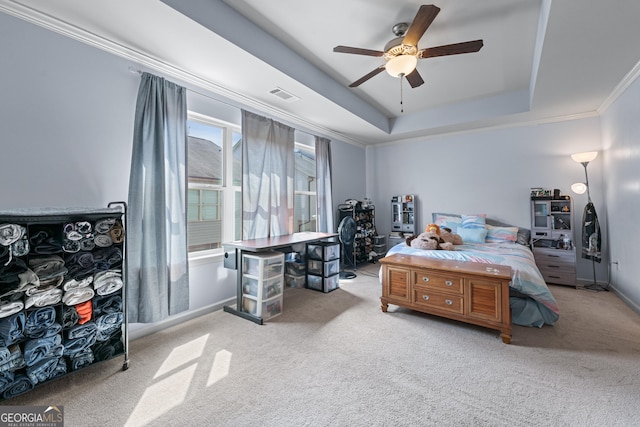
[380,253,513,344]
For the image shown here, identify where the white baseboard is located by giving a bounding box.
[128,297,236,341]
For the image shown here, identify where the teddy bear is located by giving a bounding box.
[405,223,456,251]
[440,226,463,245]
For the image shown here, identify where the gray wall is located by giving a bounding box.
[366,117,609,287]
[601,76,640,312]
[0,11,367,334]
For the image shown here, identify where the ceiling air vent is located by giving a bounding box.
[268,87,300,103]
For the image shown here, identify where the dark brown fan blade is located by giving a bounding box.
[405,69,424,88]
[333,45,384,57]
[419,40,484,59]
[403,5,441,47]
[349,66,386,87]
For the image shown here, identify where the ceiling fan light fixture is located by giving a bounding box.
[385,55,417,77]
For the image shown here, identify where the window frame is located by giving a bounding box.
[187,112,241,257]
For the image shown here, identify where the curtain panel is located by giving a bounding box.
[315,136,334,233]
[241,110,295,239]
[127,72,190,323]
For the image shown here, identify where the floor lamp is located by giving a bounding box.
[571,151,607,291]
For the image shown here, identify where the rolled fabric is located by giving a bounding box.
[25,287,63,309]
[33,238,63,254]
[51,357,67,378]
[11,238,29,257]
[74,300,92,325]
[63,306,79,328]
[0,370,14,393]
[0,312,25,345]
[25,356,59,385]
[65,230,83,241]
[29,230,49,247]
[0,258,31,294]
[92,336,122,362]
[79,238,95,251]
[0,301,24,319]
[2,374,34,399]
[62,286,95,306]
[93,270,123,296]
[65,251,94,269]
[67,321,97,340]
[0,344,26,373]
[63,276,93,291]
[63,335,96,357]
[69,348,94,371]
[95,312,123,342]
[0,345,9,362]
[62,239,81,253]
[23,334,63,367]
[93,294,122,317]
[27,322,62,340]
[75,221,92,235]
[93,247,122,267]
[94,218,116,234]
[109,220,125,244]
[24,306,56,337]
[93,234,113,248]
[0,224,26,246]
[29,255,67,281]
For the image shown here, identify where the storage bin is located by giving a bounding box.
[286,260,306,275]
[242,295,283,320]
[307,241,340,261]
[285,273,306,288]
[307,259,340,277]
[242,276,283,299]
[243,252,284,279]
[306,273,339,293]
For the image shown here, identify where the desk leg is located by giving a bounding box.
[223,249,264,325]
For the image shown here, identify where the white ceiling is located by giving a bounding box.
[2,0,640,146]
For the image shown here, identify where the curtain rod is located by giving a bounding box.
[127,67,242,111]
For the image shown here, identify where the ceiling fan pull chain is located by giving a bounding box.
[400,74,404,113]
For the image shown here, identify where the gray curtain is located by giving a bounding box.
[127,72,189,323]
[315,136,334,232]
[242,110,295,239]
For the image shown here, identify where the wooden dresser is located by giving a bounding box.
[380,254,512,344]
[532,246,576,287]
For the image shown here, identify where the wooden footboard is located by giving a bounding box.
[380,254,512,344]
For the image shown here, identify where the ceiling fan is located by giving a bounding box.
[333,4,484,88]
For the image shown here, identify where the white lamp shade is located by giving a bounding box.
[571,182,587,194]
[571,151,598,163]
[385,55,418,77]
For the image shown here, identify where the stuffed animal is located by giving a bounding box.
[404,223,462,251]
[440,227,463,245]
[406,232,455,250]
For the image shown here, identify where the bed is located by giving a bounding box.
[382,213,560,328]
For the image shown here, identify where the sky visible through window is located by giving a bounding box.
[188,120,222,147]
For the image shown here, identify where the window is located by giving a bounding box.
[187,113,241,253]
[294,143,316,232]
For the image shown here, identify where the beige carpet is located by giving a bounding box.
[7,263,640,427]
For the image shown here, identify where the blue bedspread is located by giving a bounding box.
[384,242,559,327]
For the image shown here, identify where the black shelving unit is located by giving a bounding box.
[0,203,128,400]
[338,203,376,265]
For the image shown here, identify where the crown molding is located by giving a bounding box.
[0,0,367,148]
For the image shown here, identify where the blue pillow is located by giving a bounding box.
[457,227,488,243]
[461,214,486,229]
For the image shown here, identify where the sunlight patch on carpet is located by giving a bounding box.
[153,334,209,378]
[125,363,197,426]
[207,349,232,386]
